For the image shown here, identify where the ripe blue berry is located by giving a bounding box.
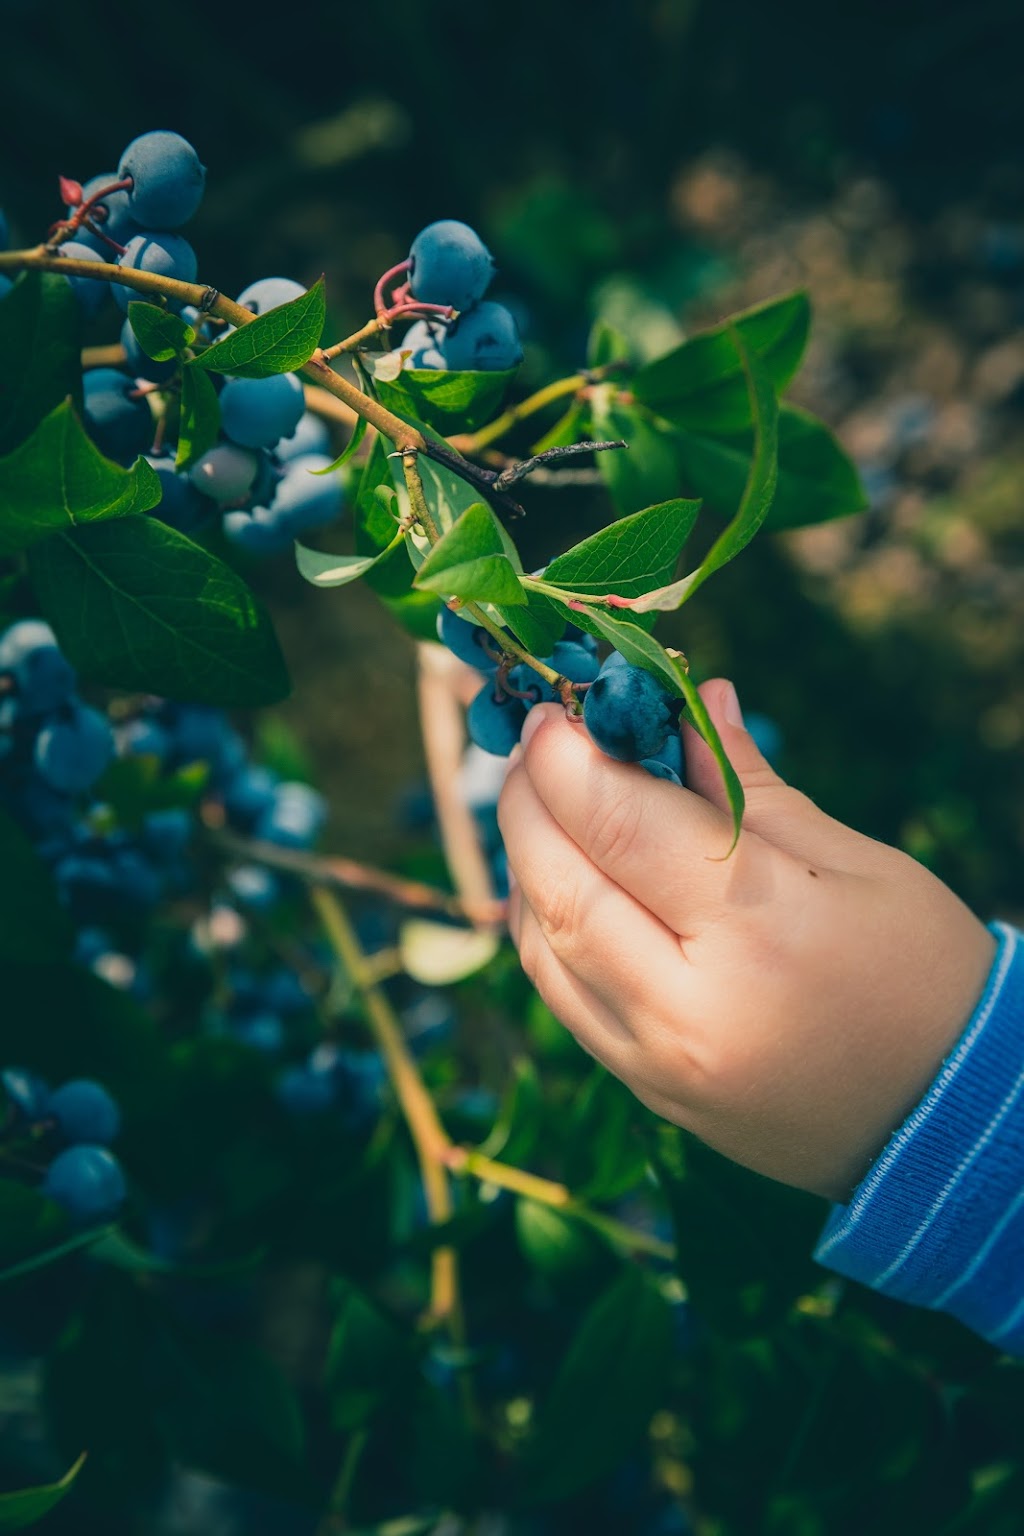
[82,367,152,464]
[235,277,306,315]
[400,318,448,370]
[441,301,523,372]
[189,443,260,505]
[49,1079,121,1145]
[640,758,682,786]
[42,1144,126,1224]
[222,764,279,829]
[276,412,331,462]
[225,863,279,911]
[70,172,139,244]
[59,240,113,318]
[255,782,327,849]
[467,684,527,757]
[266,454,343,536]
[219,372,306,450]
[643,729,684,784]
[0,621,75,715]
[34,705,114,794]
[408,220,496,310]
[436,606,501,674]
[583,665,676,762]
[115,233,197,314]
[144,455,207,533]
[119,132,206,228]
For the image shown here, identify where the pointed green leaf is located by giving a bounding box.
[496,587,566,655]
[326,1280,414,1430]
[0,1225,112,1287]
[676,401,867,531]
[541,496,701,597]
[477,1056,543,1165]
[630,336,778,611]
[0,270,82,455]
[311,411,366,474]
[633,290,810,432]
[296,529,403,588]
[127,300,195,362]
[191,278,326,377]
[175,364,220,471]
[0,401,161,555]
[375,365,517,433]
[519,1267,673,1503]
[590,391,683,517]
[672,660,745,850]
[587,317,630,369]
[414,501,526,605]
[28,519,289,705]
[0,1454,86,1531]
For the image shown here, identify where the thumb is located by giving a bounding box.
[684,678,844,861]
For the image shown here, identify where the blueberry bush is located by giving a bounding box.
[0,132,1019,1536]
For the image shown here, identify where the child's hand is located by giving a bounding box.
[498,679,997,1201]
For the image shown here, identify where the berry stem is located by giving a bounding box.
[372,257,411,318]
[310,885,466,1335]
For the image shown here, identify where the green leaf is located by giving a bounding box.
[528,400,585,456]
[414,501,526,605]
[0,1226,112,1287]
[0,807,74,962]
[126,300,195,362]
[590,391,683,517]
[0,1454,86,1531]
[175,364,220,471]
[28,519,289,705]
[515,1199,611,1293]
[540,496,701,599]
[326,1281,413,1430]
[89,1229,262,1279]
[563,607,685,696]
[496,588,566,656]
[587,317,630,369]
[676,402,868,532]
[312,411,366,474]
[296,529,404,589]
[477,1056,543,1165]
[672,661,746,849]
[191,278,326,377]
[0,401,161,556]
[625,336,778,611]
[519,1267,672,1503]
[376,366,517,434]
[633,290,810,432]
[0,271,82,455]
[563,1067,651,1201]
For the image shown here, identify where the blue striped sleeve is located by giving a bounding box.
[814,920,1024,1354]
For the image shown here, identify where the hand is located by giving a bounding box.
[497,679,997,1201]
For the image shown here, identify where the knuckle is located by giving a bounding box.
[586,791,644,869]
[534,880,581,950]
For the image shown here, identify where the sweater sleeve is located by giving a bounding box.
[814,920,1024,1354]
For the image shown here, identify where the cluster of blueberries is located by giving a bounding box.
[1,1068,125,1226]
[386,219,524,373]
[7,130,344,555]
[437,605,687,781]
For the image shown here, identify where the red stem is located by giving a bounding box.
[373,257,412,318]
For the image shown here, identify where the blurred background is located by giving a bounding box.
[1,0,1022,916]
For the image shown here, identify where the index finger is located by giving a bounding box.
[515,704,776,936]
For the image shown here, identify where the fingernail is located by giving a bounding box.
[722,681,745,728]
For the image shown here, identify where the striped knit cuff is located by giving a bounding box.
[814,921,1024,1355]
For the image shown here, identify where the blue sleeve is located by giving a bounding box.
[814,920,1024,1354]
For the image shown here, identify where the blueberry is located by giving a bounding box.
[262,969,313,1016]
[231,1012,285,1054]
[235,277,306,315]
[275,1058,338,1116]
[263,454,343,536]
[255,782,327,849]
[744,711,784,766]
[119,132,206,229]
[82,367,152,464]
[467,684,527,757]
[599,650,630,674]
[42,1144,126,1224]
[34,705,114,794]
[0,274,12,301]
[551,639,600,685]
[0,208,8,250]
[440,301,523,372]
[117,715,169,761]
[400,318,448,370]
[71,172,139,244]
[58,240,114,318]
[583,665,676,762]
[141,807,192,861]
[642,728,685,786]
[49,1079,121,1145]
[275,411,331,463]
[436,606,501,673]
[640,758,682,786]
[115,233,197,313]
[222,507,293,556]
[222,764,279,829]
[0,622,75,714]
[408,220,495,310]
[189,443,259,505]
[225,863,279,911]
[219,372,306,450]
[2,1067,50,1122]
[144,455,207,533]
